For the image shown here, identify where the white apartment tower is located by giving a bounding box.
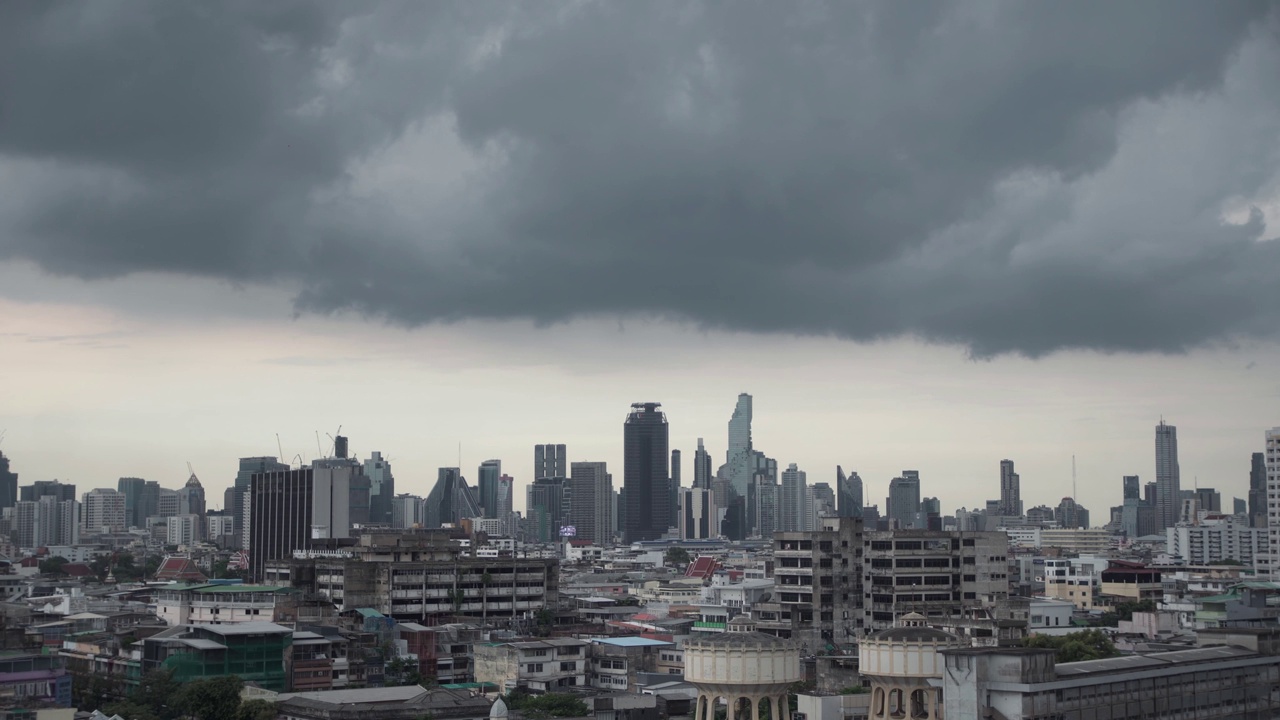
[1266,428,1280,577]
[82,488,127,535]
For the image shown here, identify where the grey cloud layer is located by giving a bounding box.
[2,1,1278,355]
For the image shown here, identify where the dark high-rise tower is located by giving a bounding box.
[1122,475,1141,500]
[836,466,863,518]
[669,449,682,528]
[233,457,289,548]
[534,444,567,480]
[1155,421,1181,530]
[424,468,480,529]
[693,438,712,489]
[999,459,1021,516]
[364,451,395,525]
[623,402,670,543]
[478,459,502,518]
[249,467,313,581]
[0,452,17,512]
[21,480,76,503]
[1250,452,1266,527]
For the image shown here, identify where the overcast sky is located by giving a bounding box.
[2,1,1279,518]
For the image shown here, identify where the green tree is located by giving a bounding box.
[173,675,244,720]
[505,692,588,719]
[385,657,424,687]
[235,700,278,720]
[131,669,181,720]
[39,556,69,575]
[103,700,161,720]
[1023,629,1119,663]
[665,547,691,566]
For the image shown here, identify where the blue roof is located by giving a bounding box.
[594,637,672,648]
[356,608,384,618]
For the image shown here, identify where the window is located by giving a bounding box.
[527,663,544,673]
[560,661,576,671]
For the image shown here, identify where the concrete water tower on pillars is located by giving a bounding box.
[685,615,802,720]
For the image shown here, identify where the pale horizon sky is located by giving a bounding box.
[2,3,1279,524]
[2,268,1278,520]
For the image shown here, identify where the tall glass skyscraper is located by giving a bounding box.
[477,459,502,518]
[623,402,670,543]
[836,466,863,518]
[1155,421,1181,530]
[888,473,921,529]
[364,451,395,525]
[534,444,567,480]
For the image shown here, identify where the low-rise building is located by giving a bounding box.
[942,635,1280,720]
[0,652,71,707]
[154,584,298,626]
[1039,528,1110,555]
[590,637,674,692]
[141,621,293,691]
[1027,597,1075,635]
[274,686,492,720]
[473,638,589,693]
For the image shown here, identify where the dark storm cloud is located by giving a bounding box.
[1,1,1278,356]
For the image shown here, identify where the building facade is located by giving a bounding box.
[623,402,670,543]
[862,529,1010,635]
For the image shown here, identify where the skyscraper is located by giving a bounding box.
[680,487,717,540]
[20,480,76,503]
[728,393,751,457]
[478,459,502,518]
[248,466,353,581]
[534,444,567,480]
[1156,421,1181,530]
[780,463,808,532]
[117,477,158,529]
[496,474,515,532]
[0,451,17,512]
[1122,475,1141,500]
[999,460,1021,516]
[15,496,79,548]
[234,457,289,547]
[623,402,670,543]
[364,451,395,525]
[1266,428,1280,577]
[82,488,127,535]
[569,461,613,544]
[423,468,480,529]
[526,477,565,543]
[836,466,863,518]
[1250,452,1267,527]
[669,449,682,528]
[888,473,921,529]
[177,474,206,517]
[693,438,713,489]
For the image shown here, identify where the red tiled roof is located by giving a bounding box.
[60,563,94,577]
[155,556,208,582]
[685,556,718,579]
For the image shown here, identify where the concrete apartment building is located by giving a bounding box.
[862,530,1010,634]
[942,629,1280,720]
[155,583,299,626]
[474,638,590,693]
[270,531,559,622]
[766,516,864,652]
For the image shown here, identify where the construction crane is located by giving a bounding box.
[276,434,285,463]
[186,461,196,478]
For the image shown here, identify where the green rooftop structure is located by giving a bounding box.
[142,622,293,691]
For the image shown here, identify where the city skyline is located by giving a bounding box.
[1,378,1275,526]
